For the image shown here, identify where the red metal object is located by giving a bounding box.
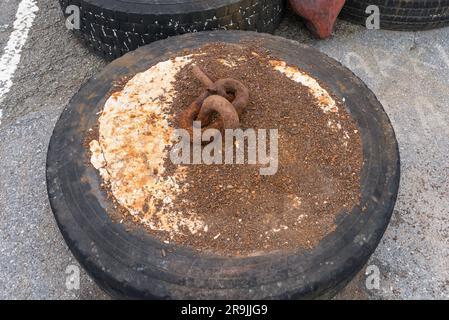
[289,0,346,39]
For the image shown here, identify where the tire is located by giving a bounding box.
[340,0,449,30]
[46,30,400,299]
[58,0,286,60]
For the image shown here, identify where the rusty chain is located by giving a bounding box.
[179,65,249,138]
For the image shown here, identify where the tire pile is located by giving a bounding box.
[59,0,285,60]
[47,30,400,299]
[50,0,449,300]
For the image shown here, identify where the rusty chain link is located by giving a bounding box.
[179,65,249,138]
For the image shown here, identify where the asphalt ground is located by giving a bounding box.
[0,0,448,299]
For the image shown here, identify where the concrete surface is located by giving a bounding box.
[0,1,448,299]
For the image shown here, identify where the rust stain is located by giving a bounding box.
[89,55,206,235]
[269,59,339,114]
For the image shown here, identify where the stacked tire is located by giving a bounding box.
[47,30,400,300]
[341,0,449,31]
[59,0,286,60]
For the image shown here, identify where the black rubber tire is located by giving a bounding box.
[58,0,286,60]
[340,0,449,30]
[46,30,400,299]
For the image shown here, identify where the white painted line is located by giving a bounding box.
[0,0,39,124]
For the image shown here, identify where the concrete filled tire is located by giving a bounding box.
[340,0,449,30]
[46,31,400,299]
[58,0,285,60]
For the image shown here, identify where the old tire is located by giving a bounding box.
[340,0,449,30]
[58,0,286,60]
[46,30,400,299]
